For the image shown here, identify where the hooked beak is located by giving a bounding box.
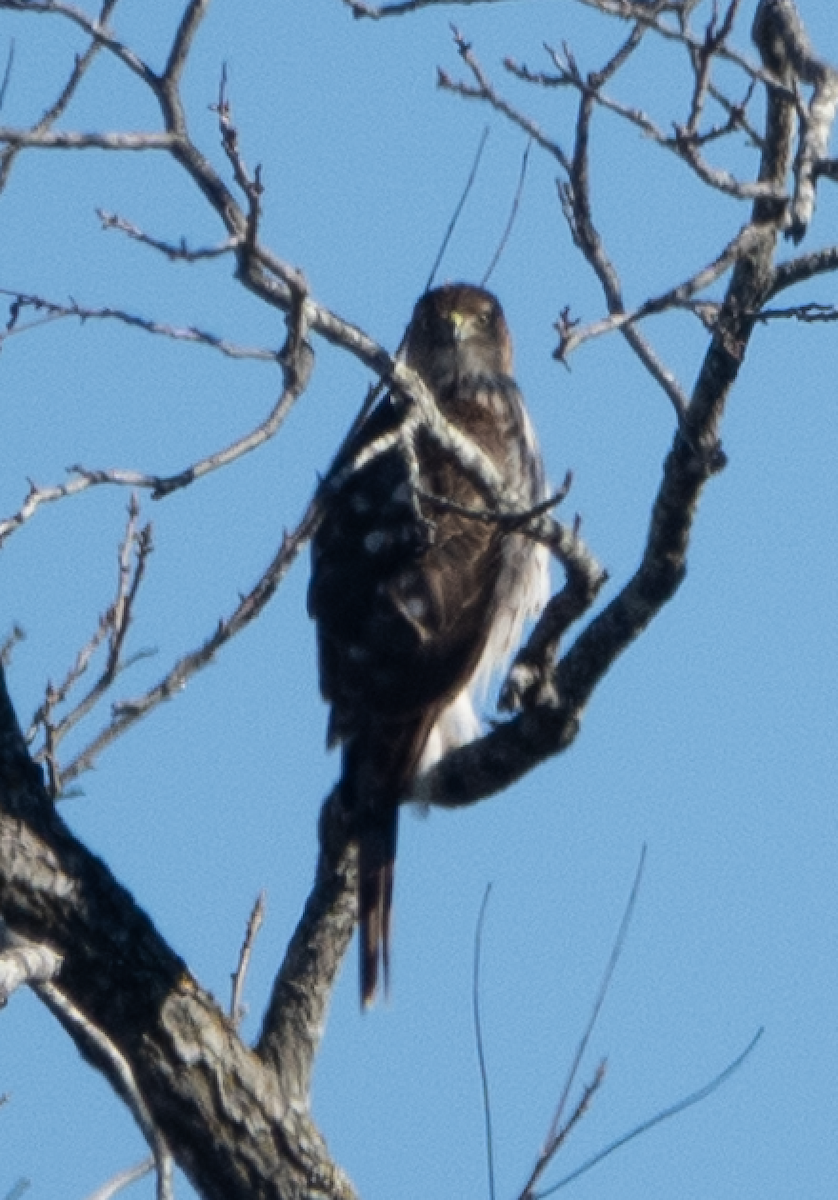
[449,310,467,342]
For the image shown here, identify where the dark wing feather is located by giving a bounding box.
[309,364,546,1005]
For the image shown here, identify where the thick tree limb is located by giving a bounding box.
[415,0,797,810]
[0,667,357,1200]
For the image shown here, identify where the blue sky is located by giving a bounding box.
[1,2,837,1198]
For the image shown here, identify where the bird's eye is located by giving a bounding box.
[476,310,491,327]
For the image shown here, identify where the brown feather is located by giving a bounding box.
[309,284,549,1005]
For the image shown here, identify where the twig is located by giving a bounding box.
[213,63,263,251]
[439,29,572,174]
[508,41,780,202]
[481,138,531,287]
[499,511,609,713]
[0,37,14,112]
[426,125,490,292]
[0,288,276,360]
[230,891,266,1027]
[516,847,646,1199]
[28,497,153,796]
[753,301,838,321]
[0,299,313,543]
[0,0,156,86]
[0,625,24,669]
[57,493,320,786]
[0,0,120,194]
[553,223,762,361]
[35,980,174,1200]
[415,474,572,534]
[2,1181,30,1200]
[536,1029,765,1197]
[98,209,238,261]
[472,885,496,1200]
[344,0,509,16]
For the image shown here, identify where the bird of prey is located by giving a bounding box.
[308,283,549,1006]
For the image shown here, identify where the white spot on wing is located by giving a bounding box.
[363,530,390,554]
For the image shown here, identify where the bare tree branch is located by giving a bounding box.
[97,208,237,261]
[538,1028,764,1197]
[35,977,174,1199]
[0,0,120,192]
[553,223,762,361]
[84,1159,154,1200]
[0,0,156,85]
[230,891,266,1027]
[415,0,801,809]
[0,301,312,544]
[0,288,277,360]
[58,497,318,786]
[2,2,836,1196]
[27,497,152,796]
[0,128,175,150]
[769,245,838,295]
[0,669,358,1200]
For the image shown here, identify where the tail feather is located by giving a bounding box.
[358,811,398,1008]
[343,714,438,1007]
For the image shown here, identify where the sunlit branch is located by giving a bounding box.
[0,924,62,1002]
[0,128,174,150]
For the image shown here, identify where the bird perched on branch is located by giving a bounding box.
[309,283,549,1006]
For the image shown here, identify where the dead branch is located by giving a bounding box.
[0,669,358,1200]
[56,497,317,786]
[553,223,762,360]
[97,209,237,261]
[34,976,174,1199]
[0,0,119,193]
[539,1029,764,1196]
[414,0,803,810]
[0,300,313,544]
[27,498,152,796]
[0,289,276,360]
[230,891,266,1027]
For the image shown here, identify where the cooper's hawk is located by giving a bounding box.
[309,283,549,1005]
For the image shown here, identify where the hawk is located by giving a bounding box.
[309,283,549,1006]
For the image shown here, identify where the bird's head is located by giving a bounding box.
[404,283,514,388]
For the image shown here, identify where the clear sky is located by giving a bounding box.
[1,2,837,1199]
